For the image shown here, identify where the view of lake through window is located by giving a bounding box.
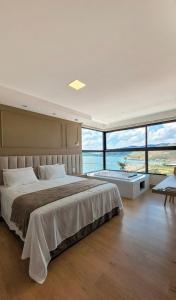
[106,152,145,172]
[82,128,103,173]
[82,122,176,175]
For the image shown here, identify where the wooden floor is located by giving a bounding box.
[0,190,176,300]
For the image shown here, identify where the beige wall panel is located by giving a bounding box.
[66,122,81,150]
[0,148,67,156]
[1,111,61,148]
[0,104,82,155]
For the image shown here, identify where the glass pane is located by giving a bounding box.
[106,127,145,149]
[148,150,176,175]
[106,151,145,172]
[147,122,176,147]
[82,152,103,173]
[82,128,103,150]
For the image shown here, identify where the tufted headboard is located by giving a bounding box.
[0,154,82,185]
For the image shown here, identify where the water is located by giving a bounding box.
[82,152,103,173]
[82,152,145,173]
[82,152,175,175]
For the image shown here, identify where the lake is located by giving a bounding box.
[82,152,145,173]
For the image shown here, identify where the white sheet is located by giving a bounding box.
[0,175,123,284]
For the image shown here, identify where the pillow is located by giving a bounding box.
[3,167,32,173]
[45,164,66,180]
[3,167,33,185]
[38,165,46,180]
[38,164,66,179]
[3,167,39,187]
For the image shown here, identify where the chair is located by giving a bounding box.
[164,188,176,206]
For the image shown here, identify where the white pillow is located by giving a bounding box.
[3,167,33,185]
[3,167,39,187]
[45,164,66,180]
[38,165,46,179]
[3,166,32,173]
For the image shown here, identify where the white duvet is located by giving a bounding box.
[0,175,123,284]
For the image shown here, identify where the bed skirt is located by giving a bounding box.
[5,206,120,259]
[50,206,120,259]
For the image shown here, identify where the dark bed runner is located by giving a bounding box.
[10,179,107,238]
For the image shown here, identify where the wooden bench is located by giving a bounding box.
[152,175,176,206]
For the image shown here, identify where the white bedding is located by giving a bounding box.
[0,175,123,284]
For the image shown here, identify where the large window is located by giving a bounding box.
[106,127,145,149]
[82,128,103,173]
[82,120,176,175]
[106,151,145,172]
[148,150,176,175]
[82,152,104,173]
[147,122,176,174]
[106,126,146,173]
[147,123,176,147]
[82,128,103,150]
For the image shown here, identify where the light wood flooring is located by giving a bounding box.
[0,190,175,300]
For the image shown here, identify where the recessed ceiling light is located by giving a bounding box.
[68,80,86,90]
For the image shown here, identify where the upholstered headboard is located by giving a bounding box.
[0,154,82,185]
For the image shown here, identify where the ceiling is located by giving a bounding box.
[0,0,176,130]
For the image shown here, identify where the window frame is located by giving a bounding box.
[105,150,146,173]
[82,127,105,173]
[105,125,147,173]
[105,119,176,175]
[82,119,176,175]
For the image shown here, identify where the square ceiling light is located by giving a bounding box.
[68,80,86,90]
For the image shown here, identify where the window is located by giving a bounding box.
[82,152,104,173]
[106,127,145,149]
[82,128,103,173]
[106,126,146,173]
[106,121,176,175]
[82,128,103,150]
[106,151,145,172]
[82,120,176,175]
[147,121,176,175]
[148,150,176,175]
[147,122,176,147]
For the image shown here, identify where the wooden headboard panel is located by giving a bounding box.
[0,105,82,156]
[0,154,82,185]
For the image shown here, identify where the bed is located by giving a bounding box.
[0,155,123,284]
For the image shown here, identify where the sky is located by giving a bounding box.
[82,122,176,150]
[147,122,176,146]
[82,128,103,150]
[107,127,145,148]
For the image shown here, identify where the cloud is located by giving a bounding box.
[107,128,145,148]
[82,122,176,151]
[107,122,176,148]
[82,128,103,150]
[148,123,176,145]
